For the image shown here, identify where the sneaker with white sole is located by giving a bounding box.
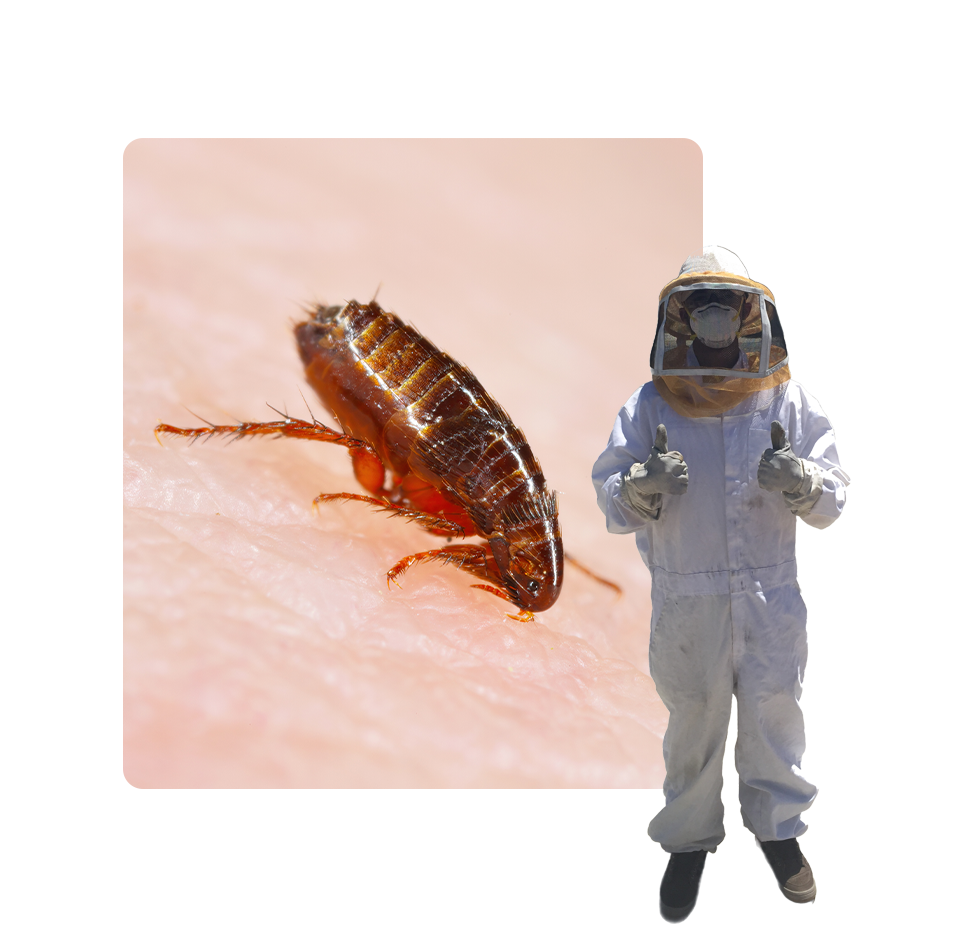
[757,837,817,903]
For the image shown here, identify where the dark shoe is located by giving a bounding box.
[757,837,817,903]
[659,850,707,922]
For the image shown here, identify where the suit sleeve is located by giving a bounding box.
[787,386,850,530]
[591,386,658,534]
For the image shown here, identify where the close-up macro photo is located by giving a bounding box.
[123,139,978,928]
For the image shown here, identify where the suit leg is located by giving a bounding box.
[647,592,734,854]
[732,584,817,841]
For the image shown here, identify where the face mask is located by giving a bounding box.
[688,304,741,348]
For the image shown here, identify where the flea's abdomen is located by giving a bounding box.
[295,302,546,517]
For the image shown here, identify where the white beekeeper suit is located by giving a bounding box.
[592,248,849,854]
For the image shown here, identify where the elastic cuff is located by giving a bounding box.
[782,461,824,517]
[620,475,662,520]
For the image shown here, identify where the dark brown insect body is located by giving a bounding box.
[297,301,563,613]
[158,300,564,616]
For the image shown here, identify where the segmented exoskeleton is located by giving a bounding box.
[157,300,565,619]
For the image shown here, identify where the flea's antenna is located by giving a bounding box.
[371,282,383,303]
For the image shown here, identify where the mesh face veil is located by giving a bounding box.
[650,247,791,418]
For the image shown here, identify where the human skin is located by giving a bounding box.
[123,140,975,804]
[123,144,667,798]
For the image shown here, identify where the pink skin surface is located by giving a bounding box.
[123,139,702,787]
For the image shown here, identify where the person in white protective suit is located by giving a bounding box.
[591,247,849,922]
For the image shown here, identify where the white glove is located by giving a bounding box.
[757,421,824,516]
[620,424,688,519]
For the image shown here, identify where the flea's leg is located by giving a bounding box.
[564,551,623,599]
[155,414,373,452]
[349,446,387,495]
[314,492,465,537]
[387,543,528,617]
[396,474,476,538]
[319,453,467,537]
[470,584,535,622]
[386,543,493,589]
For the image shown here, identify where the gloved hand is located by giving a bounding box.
[757,421,808,494]
[620,425,688,519]
[630,424,689,495]
[757,421,826,516]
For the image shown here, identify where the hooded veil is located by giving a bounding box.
[651,246,791,418]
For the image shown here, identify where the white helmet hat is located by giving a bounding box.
[678,245,750,279]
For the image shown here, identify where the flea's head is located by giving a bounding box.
[491,491,563,612]
[504,537,563,612]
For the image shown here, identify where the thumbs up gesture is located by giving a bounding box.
[626,424,689,497]
[757,421,807,493]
